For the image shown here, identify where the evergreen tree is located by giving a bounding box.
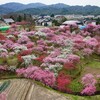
[17,15,22,22]
[23,14,27,21]
[51,14,54,17]
[10,15,14,20]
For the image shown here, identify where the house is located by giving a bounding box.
[42,21,52,26]
[0,17,7,26]
[60,20,84,28]
[96,15,100,18]
[35,16,53,26]
[62,20,83,26]
[85,20,96,25]
[54,15,65,22]
[64,15,84,19]
[3,18,15,24]
[84,15,95,19]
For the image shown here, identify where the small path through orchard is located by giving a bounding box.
[1,79,71,100]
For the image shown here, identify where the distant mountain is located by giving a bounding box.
[49,3,69,8]
[1,2,25,11]
[17,5,100,15]
[17,8,61,15]
[26,3,46,8]
[0,2,46,12]
[0,6,13,14]
[0,2,100,15]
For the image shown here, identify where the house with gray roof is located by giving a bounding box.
[3,18,15,24]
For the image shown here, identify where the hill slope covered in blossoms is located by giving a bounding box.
[0,24,100,99]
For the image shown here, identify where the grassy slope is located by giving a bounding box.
[80,54,100,75]
[34,80,100,100]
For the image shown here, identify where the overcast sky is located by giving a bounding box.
[0,0,100,6]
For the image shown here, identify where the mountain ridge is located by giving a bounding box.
[0,2,100,15]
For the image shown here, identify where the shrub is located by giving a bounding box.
[56,72,72,93]
[81,73,97,87]
[81,85,96,96]
[81,74,97,95]
[64,62,76,70]
[16,66,56,87]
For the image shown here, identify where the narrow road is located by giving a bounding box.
[2,79,71,100]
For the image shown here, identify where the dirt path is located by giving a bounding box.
[1,79,100,100]
[2,79,71,100]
